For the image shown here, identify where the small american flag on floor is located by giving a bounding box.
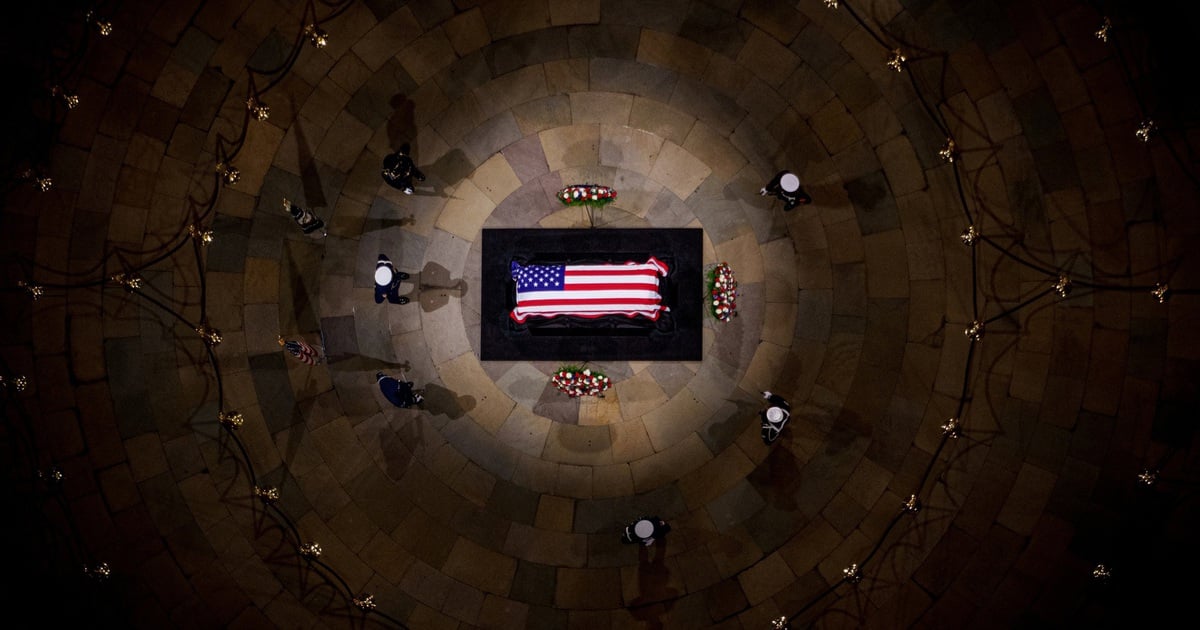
[510,257,669,323]
[282,339,321,365]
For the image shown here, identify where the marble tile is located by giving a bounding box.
[504,522,588,567]
[513,94,573,136]
[739,340,791,398]
[809,99,864,155]
[629,97,696,146]
[541,58,589,95]
[995,462,1057,536]
[613,370,668,420]
[714,232,765,286]
[628,433,712,493]
[618,556,687,608]
[126,433,170,482]
[315,110,373,173]
[589,58,677,102]
[500,135,551,186]
[599,125,664,177]
[496,406,553,457]
[877,134,927,196]
[462,112,524,165]
[649,141,711,200]
[645,362,694,398]
[489,363,544,407]
[760,237,799,302]
[640,391,709,452]
[736,30,801,89]
[570,92,634,125]
[737,551,795,605]
[443,8,491,57]
[551,0,600,25]
[308,416,371,483]
[478,595,530,630]
[555,567,622,610]
[669,76,745,136]
[577,391,622,426]
[682,122,747,183]
[845,169,900,236]
[482,0,553,39]
[448,459,497,509]
[474,66,550,121]
[433,93,487,148]
[676,443,756,511]
[591,463,634,498]
[543,423,613,466]
[405,603,459,629]
[419,293,471,363]
[554,463,593,498]
[437,352,516,433]
[823,217,864,265]
[535,494,575,532]
[706,478,767,533]
[486,27,569,77]
[330,53,374,99]
[636,29,712,77]
[398,29,457,85]
[435,178,494,241]
[863,229,909,298]
[706,526,765,580]
[607,419,655,463]
[150,60,198,108]
[469,152,524,205]
[441,579,486,624]
[539,124,601,171]
[442,536,518,595]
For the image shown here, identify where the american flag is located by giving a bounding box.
[282,339,321,366]
[510,257,669,323]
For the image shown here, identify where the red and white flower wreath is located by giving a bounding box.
[709,262,738,322]
[552,366,611,398]
[557,184,617,208]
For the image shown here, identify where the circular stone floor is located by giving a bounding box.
[4,1,1198,628]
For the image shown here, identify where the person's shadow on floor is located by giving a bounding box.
[416,382,475,420]
[627,537,678,629]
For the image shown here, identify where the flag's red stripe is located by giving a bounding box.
[558,282,659,292]
[517,297,662,307]
[510,308,664,323]
[565,268,660,277]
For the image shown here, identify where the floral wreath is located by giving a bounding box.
[552,365,611,397]
[708,262,738,322]
[557,184,617,209]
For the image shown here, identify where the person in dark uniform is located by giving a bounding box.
[283,198,327,236]
[760,390,791,445]
[759,170,812,211]
[374,254,411,305]
[620,517,671,546]
[376,372,423,408]
[381,143,425,194]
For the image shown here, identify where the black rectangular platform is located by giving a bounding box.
[480,228,703,361]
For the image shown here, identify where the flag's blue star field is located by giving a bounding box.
[516,264,565,291]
